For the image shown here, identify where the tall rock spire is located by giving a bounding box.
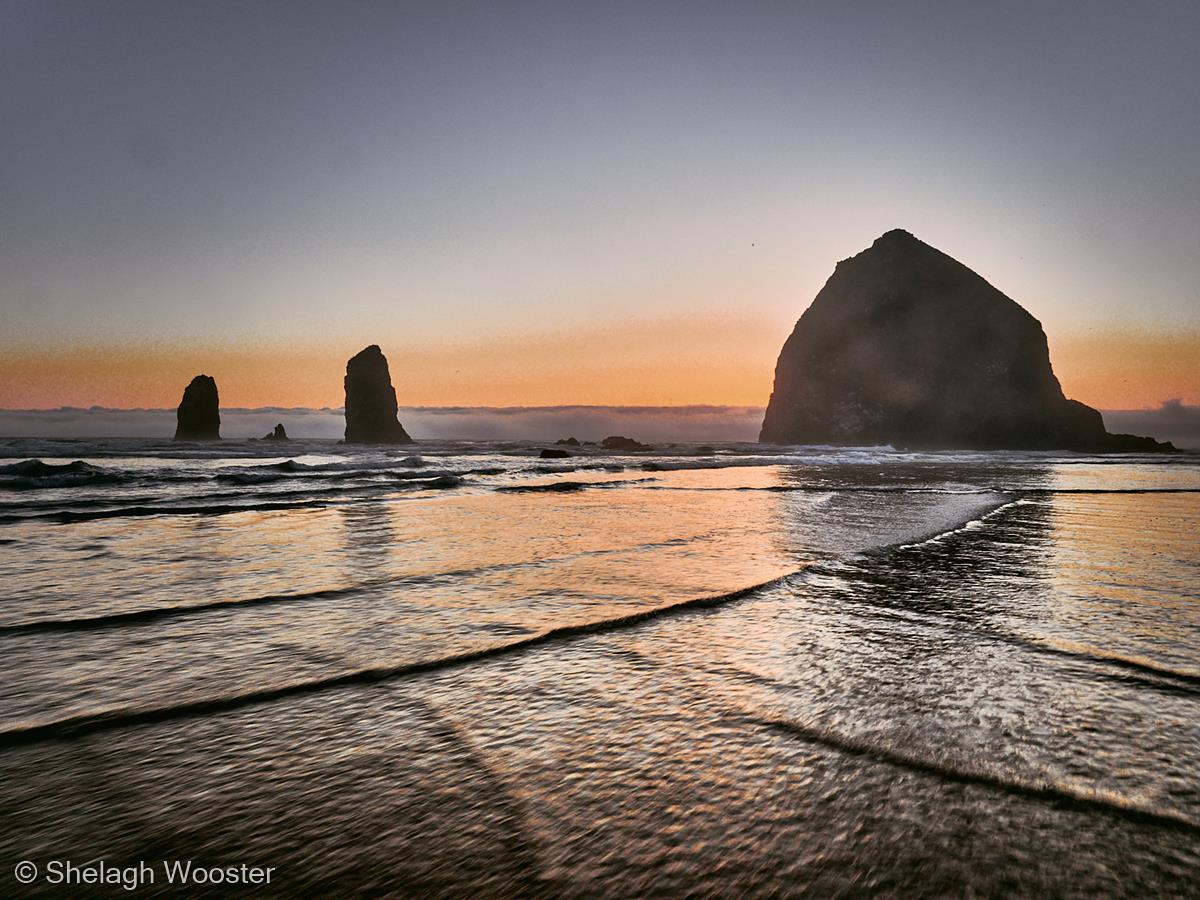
[343,345,414,444]
[174,375,221,441]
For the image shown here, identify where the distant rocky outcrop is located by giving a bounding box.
[601,435,653,451]
[539,448,572,459]
[344,345,413,444]
[174,375,220,441]
[556,437,581,446]
[262,424,289,441]
[760,230,1175,452]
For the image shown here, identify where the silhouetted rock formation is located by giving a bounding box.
[556,437,581,446]
[539,448,572,459]
[344,345,413,444]
[262,424,289,441]
[601,435,653,451]
[760,230,1175,452]
[174,375,220,441]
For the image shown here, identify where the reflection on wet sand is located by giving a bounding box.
[0,452,1197,895]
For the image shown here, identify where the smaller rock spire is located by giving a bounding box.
[174,375,221,441]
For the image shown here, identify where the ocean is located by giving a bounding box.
[0,438,1197,896]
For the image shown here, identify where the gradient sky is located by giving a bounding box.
[2,0,1197,409]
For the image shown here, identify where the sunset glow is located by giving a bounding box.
[2,321,1195,412]
[2,4,1197,414]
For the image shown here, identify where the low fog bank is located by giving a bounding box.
[0,405,766,442]
[3,402,1195,448]
[1102,400,1200,449]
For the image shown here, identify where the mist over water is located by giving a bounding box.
[3,402,1197,447]
[0,406,769,443]
[0,439,1197,894]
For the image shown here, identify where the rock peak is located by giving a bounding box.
[760,234,1173,452]
[874,227,919,245]
[344,345,414,444]
[865,229,946,260]
[835,229,946,274]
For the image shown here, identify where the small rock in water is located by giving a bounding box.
[539,448,572,459]
[601,435,652,452]
[555,437,581,446]
[262,423,289,441]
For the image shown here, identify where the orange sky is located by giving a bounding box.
[1048,329,1200,409]
[1,318,1195,411]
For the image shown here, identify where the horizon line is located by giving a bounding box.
[0,402,1192,415]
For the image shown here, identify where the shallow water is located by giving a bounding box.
[0,439,1197,895]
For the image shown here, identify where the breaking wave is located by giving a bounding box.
[0,459,129,490]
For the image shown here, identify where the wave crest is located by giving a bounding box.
[0,459,128,490]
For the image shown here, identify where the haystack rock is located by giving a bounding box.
[174,375,220,441]
[262,424,289,441]
[760,230,1174,452]
[343,345,413,444]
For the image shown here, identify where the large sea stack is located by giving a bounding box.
[344,345,414,444]
[760,230,1173,452]
[174,375,221,441]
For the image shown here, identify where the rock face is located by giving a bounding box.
[343,345,413,444]
[262,424,289,441]
[760,230,1174,452]
[174,375,220,441]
